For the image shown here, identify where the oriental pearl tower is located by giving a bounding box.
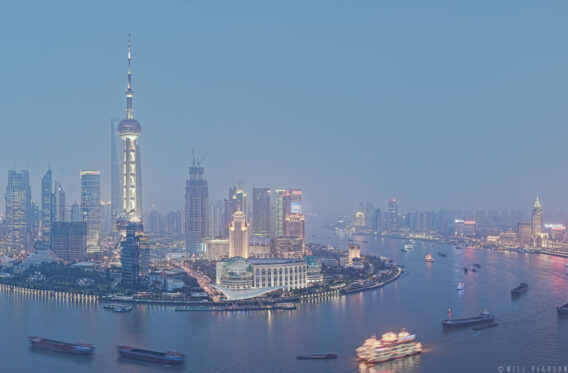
[117,35,143,234]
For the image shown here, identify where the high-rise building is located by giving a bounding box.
[272,189,286,237]
[51,222,87,262]
[285,212,305,243]
[40,168,54,245]
[71,202,81,223]
[532,196,543,236]
[185,159,209,254]
[365,202,374,228]
[120,221,148,288]
[147,209,161,234]
[165,210,182,237]
[80,170,101,251]
[55,181,65,222]
[209,200,224,237]
[229,210,249,258]
[372,208,383,233]
[5,170,32,250]
[252,188,270,237]
[110,118,123,231]
[117,35,142,224]
[388,198,398,232]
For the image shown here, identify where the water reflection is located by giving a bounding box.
[358,354,421,373]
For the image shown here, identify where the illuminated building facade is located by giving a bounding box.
[229,210,249,258]
[120,221,148,288]
[117,36,142,224]
[531,196,543,236]
[80,170,101,251]
[517,222,532,244]
[41,168,54,246]
[5,170,32,249]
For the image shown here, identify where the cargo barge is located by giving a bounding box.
[117,346,185,365]
[29,336,95,355]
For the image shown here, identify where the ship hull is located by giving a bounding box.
[118,348,184,365]
[29,337,94,355]
[441,316,494,327]
[363,350,421,364]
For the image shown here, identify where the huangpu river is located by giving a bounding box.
[3,225,568,372]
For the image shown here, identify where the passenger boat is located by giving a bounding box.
[296,353,337,360]
[441,309,494,327]
[463,267,469,274]
[117,346,185,365]
[473,263,481,268]
[511,283,528,297]
[456,283,465,291]
[29,336,95,355]
[425,253,434,262]
[356,329,422,364]
[557,303,568,314]
[404,241,414,251]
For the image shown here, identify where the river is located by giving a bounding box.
[3,225,568,372]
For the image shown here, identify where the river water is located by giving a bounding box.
[3,225,568,372]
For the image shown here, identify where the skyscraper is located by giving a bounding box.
[80,170,101,251]
[40,168,53,245]
[532,196,543,236]
[55,181,65,222]
[388,198,398,232]
[5,170,32,249]
[272,189,286,237]
[120,221,148,288]
[185,158,209,254]
[110,118,123,231]
[229,210,249,258]
[117,35,142,224]
[225,187,247,237]
[252,188,270,237]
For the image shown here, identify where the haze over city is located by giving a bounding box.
[1,1,567,217]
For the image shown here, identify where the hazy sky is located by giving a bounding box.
[0,1,567,218]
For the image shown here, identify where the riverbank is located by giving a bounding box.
[0,283,99,302]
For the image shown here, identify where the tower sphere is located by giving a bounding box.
[117,118,141,138]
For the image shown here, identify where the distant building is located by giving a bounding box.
[284,212,305,243]
[51,222,87,262]
[354,211,365,228]
[71,202,81,223]
[204,238,229,259]
[454,219,477,237]
[388,198,398,232]
[364,202,374,228]
[372,208,383,233]
[229,210,249,258]
[252,188,270,237]
[40,168,54,246]
[5,170,32,249]
[55,181,65,222]
[80,170,101,252]
[184,159,209,254]
[531,196,543,237]
[272,236,303,258]
[517,222,532,244]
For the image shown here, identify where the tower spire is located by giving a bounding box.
[126,33,134,120]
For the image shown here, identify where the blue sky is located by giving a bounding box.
[0,1,567,217]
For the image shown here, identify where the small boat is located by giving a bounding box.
[463,267,469,274]
[105,304,132,313]
[511,283,528,297]
[437,252,447,257]
[112,306,132,313]
[473,263,481,268]
[456,283,465,290]
[29,336,95,355]
[425,253,434,262]
[296,353,338,360]
[472,322,499,331]
[472,268,477,273]
[117,346,185,365]
[455,245,464,250]
[557,303,568,314]
[401,247,409,253]
[362,241,369,244]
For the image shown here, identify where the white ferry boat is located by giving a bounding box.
[456,283,465,290]
[356,329,422,364]
[425,253,434,262]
